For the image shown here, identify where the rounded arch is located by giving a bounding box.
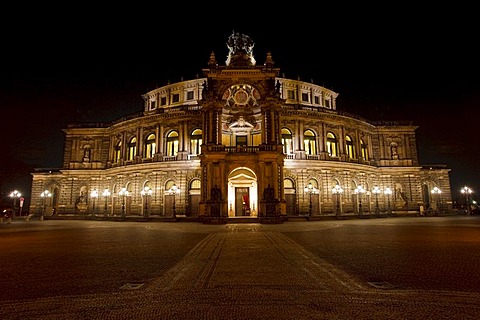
[190,179,201,190]
[140,180,153,217]
[187,178,201,217]
[284,177,297,216]
[190,128,202,156]
[281,127,293,155]
[166,130,179,157]
[360,138,368,160]
[144,133,156,158]
[284,178,295,190]
[165,179,178,192]
[305,178,319,189]
[304,177,320,216]
[42,181,61,216]
[303,129,317,155]
[326,131,338,157]
[422,180,442,213]
[127,137,137,161]
[144,132,155,140]
[345,134,355,159]
[141,180,153,190]
[164,179,181,216]
[114,140,122,163]
[227,167,258,217]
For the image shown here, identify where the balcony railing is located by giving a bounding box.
[102,149,391,169]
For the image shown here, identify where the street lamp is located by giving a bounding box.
[384,187,392,215]
[141,186,153,218]
[90,189,98,219]
[40,190,51,220]
[102,188,111,217]
[431,187,442,215]
[372,186,381,216]
[118,187,129,218]
[332,184,343,217]
[9,190,21,218]
[461,186,473,215]
[304,182,317,216]
[354,185,366,215]
[169,184,180,216]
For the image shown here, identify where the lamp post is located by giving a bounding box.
[119,187,129,218]
[372,186,381,216]
[90,189,98,219]
[169,184,180,216]
[304,182,317,216]
[461,186,472,215]
[141,186,153,218]
[40,190,51,221]
[9,190,21,219]
[332,184,343,217]
[384,187,392,216]
[431,187,442,215]
[102,189,111,217]
[354,185,365,215]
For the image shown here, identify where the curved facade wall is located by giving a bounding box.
[30,34,452,222]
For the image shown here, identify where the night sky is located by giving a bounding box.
[1,8,479,206]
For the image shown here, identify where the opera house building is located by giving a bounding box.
[30,32,452,223]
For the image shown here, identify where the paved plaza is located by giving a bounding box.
[1,216,480,319]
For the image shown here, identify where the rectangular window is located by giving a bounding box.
[149,101,156,110]
[186,91,194,100]
[172,93,180,103]
[314,96,320,104]
[160,97,167,106]
[287,90,295,100]
[301,93,309,102]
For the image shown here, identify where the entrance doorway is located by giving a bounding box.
[227,167,257,217]
[235,187,250,216]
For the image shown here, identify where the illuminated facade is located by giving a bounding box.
[30,32,452,222]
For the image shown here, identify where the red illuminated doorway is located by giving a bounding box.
[235,187,250,216]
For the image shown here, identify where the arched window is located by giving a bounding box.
[165,180,177,192]
[127,137,137,161]
[167,131,179,157]
[303,130,316,155]
[284,178,294,189]
[190,179,201,189]
[281,128,293,154]
[114,141,122,163]
[306,179,319,190]
[345,135,355,159]
[326,132,338,157]
[360,139,368,160]
[190,129,202,155]
[144,133,156,158]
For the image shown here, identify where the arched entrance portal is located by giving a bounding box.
[227,168,258,217]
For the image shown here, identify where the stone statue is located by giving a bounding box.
[226,31,256,66]
[263,184,275,201]
[211,185,222,202]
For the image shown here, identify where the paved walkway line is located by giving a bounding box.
[145,225,371,294]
